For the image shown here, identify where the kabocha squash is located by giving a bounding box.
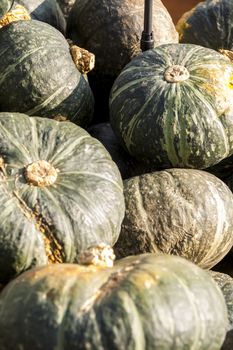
[0,112,124,284]
[16,0,66,34]
[0,0,13,19]
[209,271,233,350]
[110,43,233,169]
[0,253,228,350]
[67,0,178,121]
[0,19,94,127]
[88,123,154,179]
[177,0,233,52]
[115,169,233,269]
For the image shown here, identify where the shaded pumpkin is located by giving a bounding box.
[67,0,178,122]
[110,43,233,169]
[88,123,154,179]
[0,19,94,127]
[115,169,233,269]
[177,0,233,52]
[15,0,66,34]
[0,0,13,18]
[0,112,124,284]
[209,271,233,350]
[0,254,228,350]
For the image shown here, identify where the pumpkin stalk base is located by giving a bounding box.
[0,4,31,28]
[77,244,115,267]
[68,40,95,74]
[25,160,58,187]
[164,65,190,83]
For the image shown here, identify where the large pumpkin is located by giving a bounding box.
[0,112,124,284]
[88,123,154,179]
[16,0,66,34]
[177,0,233,52]
[0,19,94,127]
[0,254,228,350]
[110,43,233,169]
[115,169,233,269]
[67,0,178,121]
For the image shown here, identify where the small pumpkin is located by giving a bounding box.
[15,0,66,34]
[67,0,178,121]
[110,43,233,169]
[88,123,154,179]
[0,0,13,19]
[0,19,94,127]
[115,169,233,269]
[209,271,233,350]
[0,112,124,284]
[177,0,233,52]
[0,253,228,350]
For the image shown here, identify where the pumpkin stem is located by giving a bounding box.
[0,4,31,28]
[164,65,190,83]
[25,160,58,187]
[68,39,95,74]
[219,49,233,62]
[77,244,116,268]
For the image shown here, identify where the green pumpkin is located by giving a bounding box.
[0,112,124,284]
[110,43,233,169]
[0,0,13,19]
[88,123,154,179]
[15,0,66,34]
[177,0,233,52]
[0,20,94,127]
[115,169,233,269]
[209,271,233,350]
[0,254,228,350]
[67,0,178,122]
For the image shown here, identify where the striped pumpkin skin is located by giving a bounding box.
[0,113,124,284]
[110,44,233,169]
[16,0,66,34]
[115,169,233,269]
[0,20,94,127]
[0,0,13,18]
[0,254,228,350]
[177,0,233,51]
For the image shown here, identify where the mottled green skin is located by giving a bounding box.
[0,113,124,283]
[16,0,66,34]
[88,123,154,179]
[115,169,233,269]
[110,44,233,169]
[0,254,228,350]
[178,0,233,51]
[67,0,178,123]
[0,0,13,18]
[0,20,94,127]
[209,271,233,350]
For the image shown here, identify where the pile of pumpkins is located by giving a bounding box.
[0,0,233,349]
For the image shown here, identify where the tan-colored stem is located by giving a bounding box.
[0,4,31,28]
[77,244,116,268]
[219,49,233,62]
[25,160,58,187]
[164,65,190,83]
[68,39,95,74]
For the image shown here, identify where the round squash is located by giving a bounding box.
[209,271,233,350]
[0,254,228,350]
[0,19,94,127]
[115,169,233,269]
[15,0,66,34]
[177,0,233,52]
[67,0,178,121]
[110,43,233,169]
[0,112,125,284]
[0,0,13,19]
[88,123,154,179]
